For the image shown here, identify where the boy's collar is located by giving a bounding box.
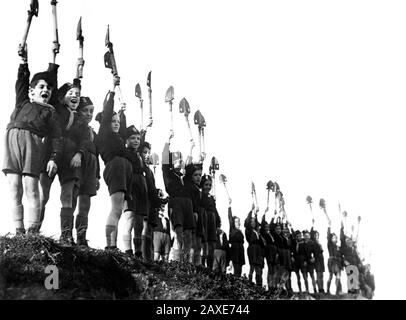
[30,99,55,110]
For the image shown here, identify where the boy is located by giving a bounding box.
[299,230,317,293]
[244,206,264,287]
[162,133,197,262]
[95,77,134,250]
[40,77,89,245]
[311,226,325,293]
[74,96,100,246]
[122,125,145,257]
[3,46,61,235]
[153,204,171,262]
[200,174,221,269]
[291,230,303,293]
[140,142,166,261]
[260,210,278,291]
[327,221,343,295]
[213,225,230,280]
[228,201,245,277]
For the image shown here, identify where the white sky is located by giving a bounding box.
[0,0,405,299]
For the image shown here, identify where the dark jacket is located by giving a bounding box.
[162,143,197,199]
[201,192,221,242]
[340,223,361,267]
[228,207,245,265]
[96,91,133,165]
[7,63,62,163]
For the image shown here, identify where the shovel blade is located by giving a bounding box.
[147,71,151,88]
[76,16,83,41]
[105,25,110,47]
[319,198,326,209]
[165,86,174,103]
[266,180,274,191]
[210,157,219,171]
[135,83,142,99]
[104,51,113,69]
[219,174,227,184]
[31,0,39,17]
[194,110,206,127]
[179,98,190,116]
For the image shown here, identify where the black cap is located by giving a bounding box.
[78,96,93,110]
[126,125,140,139]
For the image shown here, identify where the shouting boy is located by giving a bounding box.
[3,46,61,235]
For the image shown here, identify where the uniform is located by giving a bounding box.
[228,207,245,277]
[244,210,264,287]
[3,63,61,178]
[96,91,134,248]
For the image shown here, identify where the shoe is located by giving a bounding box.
[77,238,88,247]
[27,226,40,235]
[15,228,26,236]
[60,236,76,246]
[125,249,134,257]
[105,246,121,253]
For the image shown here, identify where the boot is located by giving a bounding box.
[77,233,88,247]
[16,228,26,236]
[60,208,75,246]
[142,235,152,262]
[133,237,142,258]
[327,279,332,294]
[75,214,88,246]
[125,249,134,257]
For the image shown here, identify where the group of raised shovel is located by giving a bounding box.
[17,0,219,175]
[18,1,363,238]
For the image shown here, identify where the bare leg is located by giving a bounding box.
[105,192,125,248]
[7,173,24,232]
[122,210,134,252]
[23,175,41,232]
[39,173,53,229]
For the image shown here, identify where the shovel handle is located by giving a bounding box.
[148,88,153,127]
[140,99,144,131]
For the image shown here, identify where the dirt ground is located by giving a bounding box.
[0,234,366,300]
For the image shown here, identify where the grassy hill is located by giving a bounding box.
[0,234,366,300]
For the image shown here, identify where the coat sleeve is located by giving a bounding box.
[47,63,59,107]
[48,109,62,164]
[15,63,30,109]
[118,109,127,140]
[99,91,115,136]
[228,207,234,234]
[162,143,172,195]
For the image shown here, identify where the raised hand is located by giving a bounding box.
[113,75,121,88]
[18,44,28,63]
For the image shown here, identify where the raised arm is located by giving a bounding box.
[15,62,31,108]
[244,210,253,229]
[228,206,235,231]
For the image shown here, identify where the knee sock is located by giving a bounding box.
[12,205,24,232]
[141,235,152,261]
[60,207,74,238]
[75,213,88,239]
[133,237,142,256]
[38,207,46,230]
[123,234,132,252]
[106,224,118,247]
